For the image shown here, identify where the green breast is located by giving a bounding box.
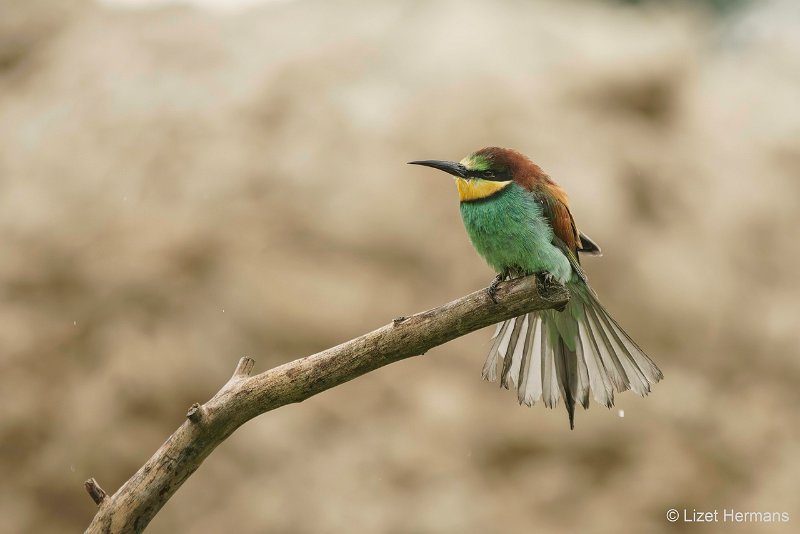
[459,183,572,281]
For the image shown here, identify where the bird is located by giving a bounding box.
[409,147,662,429]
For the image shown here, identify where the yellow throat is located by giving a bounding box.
[455,178,512,202]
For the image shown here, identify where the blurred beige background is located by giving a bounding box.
[1,0,799,532]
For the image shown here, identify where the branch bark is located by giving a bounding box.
[84,275,569,533]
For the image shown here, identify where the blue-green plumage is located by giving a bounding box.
[459,183,572,284]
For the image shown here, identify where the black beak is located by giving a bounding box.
[408,160,468,178]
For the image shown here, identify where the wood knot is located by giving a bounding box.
[186,403,203,423]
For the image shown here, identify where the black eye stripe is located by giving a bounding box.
[467,169,510,181]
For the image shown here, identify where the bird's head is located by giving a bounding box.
[409,147,531,202]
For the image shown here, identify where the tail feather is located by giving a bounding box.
[541,322,560,408]
[589,304,651,396]
[482,282,662,428]
[574,332,591,409]
[555,338,577,430]
[578,319,614,407]
[584,304,631,392]
[500,315,526,389]
[482,318,514,382]
[516,315,542,406]
[600,305,663,384]
[506,315,530,390]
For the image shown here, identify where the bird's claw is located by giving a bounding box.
[487,272,506,304]
[538,272,567,311]
[538,271,557,287]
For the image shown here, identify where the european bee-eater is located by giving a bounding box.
[409,147,662,429]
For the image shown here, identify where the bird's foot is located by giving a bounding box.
[487,271,508,304]
[538,272,567,311]
[540,272,557,287]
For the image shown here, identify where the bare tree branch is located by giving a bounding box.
[84,275,569,533]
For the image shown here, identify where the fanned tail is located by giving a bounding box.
[482,282,663,429]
